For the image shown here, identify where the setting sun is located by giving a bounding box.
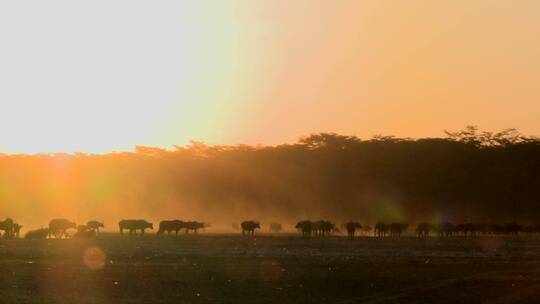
[0,1,246,153]
[1,1,540,153]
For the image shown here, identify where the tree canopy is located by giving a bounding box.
[1,126,539,227]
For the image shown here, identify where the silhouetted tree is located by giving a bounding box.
[1,127,539,225]
[0,218,14,239]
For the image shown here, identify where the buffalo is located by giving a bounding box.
[74,225,96,238]
[241,221,260,236]
[119,219,153,236]
[158,220,185,237]
[184,221,205,234]
[296,220,313,237]
[49,218,77,239]
[436,222,456,237]
[25,228,49,239]
[416,223,435,237]
[390,223,408,237]
[312,220,335,236]
[345,221,362,239]
[87,221,104,234]
[374,222,388,237]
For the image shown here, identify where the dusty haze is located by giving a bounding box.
[2,128,540,233]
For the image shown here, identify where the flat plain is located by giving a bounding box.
[2,234,540,303]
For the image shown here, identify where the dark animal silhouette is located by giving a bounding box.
[505,222,522,235]
[374,222,389,237]
[436,222,455,237]
[312,220,324,236]
[25,228,49,239]
[87,221,104,233]
[345,221,362,239]
[313,220,334,236]
[241,221,260,236]
[390,223,408,237]
[296,220,313,237]
[0,218,15,238]
[524,224,540,234]
[49,218,77,239]
[184,221,205,234]
[13,223,22,238]
[416,223,435,237]
[361,225,373,236]
[488,223,505,235]
[119,219,153,235]
[74,225,96,238]
[158,220,185,236]
[269,223,282,233]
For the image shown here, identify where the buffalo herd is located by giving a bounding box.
[2,216,540,240]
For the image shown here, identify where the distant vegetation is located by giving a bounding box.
[1,126,539,226]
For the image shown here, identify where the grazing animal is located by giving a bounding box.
[374,222,388,237]
[87,221,104,233]
[313,220,334,236]
[390,223,408,237]
[488,223,504,235]
[505,222,522,235]
[456,223,469,236]
[456,223,484,237]
[49,218,77,239]
[184,221,205,234]
[296,220,313,237]
[416,223,435,237]
[158,220,185,237]
[74,225,96,238]
[361,225,373,236]
[269,223,283,233]
[436,222,455,237]
[312,220,324,236]
[0,218,15,238]
[119,219,153,236]
[524,224,540,234]
[12,223,22,238]
[345,221,362,239]
[241,221,260,236]
[25,228,49,239]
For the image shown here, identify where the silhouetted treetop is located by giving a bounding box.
[0,127,539,225]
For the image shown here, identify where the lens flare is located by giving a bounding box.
[83,247,106,271]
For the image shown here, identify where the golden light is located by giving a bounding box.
[0,1,246,154]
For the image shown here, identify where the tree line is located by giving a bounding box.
[0,126,539,226]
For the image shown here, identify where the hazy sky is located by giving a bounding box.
[1,1,539,153]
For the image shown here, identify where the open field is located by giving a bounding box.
[2,235,540,303]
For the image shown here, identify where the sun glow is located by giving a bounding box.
[1,1,540,153]
[0,1,246,154]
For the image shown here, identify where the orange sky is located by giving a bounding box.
[0,1,539,153]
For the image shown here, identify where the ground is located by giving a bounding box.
[2,234,540,303]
